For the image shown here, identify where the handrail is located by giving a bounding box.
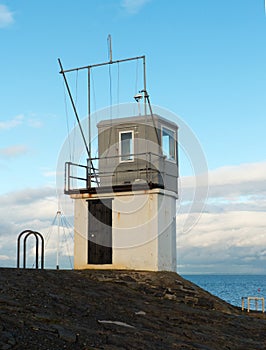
[64,152,171,193]
[241,296,265,313]
[17,230,44,269]
[89,151,165,161]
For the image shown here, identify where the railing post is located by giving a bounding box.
[17,234,22,268]
[64,162,67,192]
[149,152,151,183]
[40,233,44,269]
[23,235,27,268]
[87,158,91,189]
[68,162,71,191]
[242,296,265,313]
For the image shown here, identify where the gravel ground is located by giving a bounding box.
[0,268,265,350]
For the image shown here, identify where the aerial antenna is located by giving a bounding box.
[107,34,113,62]
[59,48,148,188]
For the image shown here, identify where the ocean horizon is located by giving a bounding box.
[182,274,266,310]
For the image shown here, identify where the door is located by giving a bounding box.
[88,199,112,264]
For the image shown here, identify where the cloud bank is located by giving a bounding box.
[177,161,266,274]
[0,145,28,158]
[0,161,265,274]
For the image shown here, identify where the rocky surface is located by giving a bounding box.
[0,268,265,349]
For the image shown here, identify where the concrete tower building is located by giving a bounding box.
[60,52,178,272]
[65,113,178,271]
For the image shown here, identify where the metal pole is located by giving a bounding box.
[58,58,90,156]
[141,89,160,146]
[40,233,44,269]
[67,162,71,191]
[143,56,147,115]
[60,55,145,74]
[56,211,60,270]
[88,68,91,188]
[108,34,113,62]
[35,235,39,269]
[58,58,99,186]
[17,235,21,268]
[23,236,26,269]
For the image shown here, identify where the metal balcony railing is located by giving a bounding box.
[64,152,171,194]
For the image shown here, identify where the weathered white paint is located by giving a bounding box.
[72,189,177,272]
[73,198,88,269]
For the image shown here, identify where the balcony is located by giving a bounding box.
[64,152,178,195]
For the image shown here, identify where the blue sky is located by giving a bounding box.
[0,0,265,274]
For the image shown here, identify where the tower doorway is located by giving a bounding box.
[87,199,113,264]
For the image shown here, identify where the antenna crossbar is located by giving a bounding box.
[59,55,145,74]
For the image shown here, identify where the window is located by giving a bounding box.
[162,127,176,161]
[119,130,134,162]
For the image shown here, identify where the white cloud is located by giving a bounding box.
[0,115,23,130]
[179,211,266,248]
[0,188,58,228]
[0,145,28,158]
[209,162,266,186]
[0,4,14,28]
[177,161,266,274]
[121,0,151,14]
[179,161,266,203]
[0,114,44,131]
[0,187,74,268]
[177,211,266,274]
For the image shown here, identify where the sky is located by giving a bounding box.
[0,0,265,274]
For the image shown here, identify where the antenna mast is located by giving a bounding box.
[108,34,113,62]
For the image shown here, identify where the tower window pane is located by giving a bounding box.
[162,127,176,161]
[119,131,134,162]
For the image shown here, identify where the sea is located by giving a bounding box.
[182,275,266,310]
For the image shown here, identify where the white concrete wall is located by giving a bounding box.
[158,193,177,271]
[72,189,177,271]
[112,192,159,270]
[73,198,88,269]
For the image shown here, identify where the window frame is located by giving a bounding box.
[119,130,134,163]
[161,126,177,162]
